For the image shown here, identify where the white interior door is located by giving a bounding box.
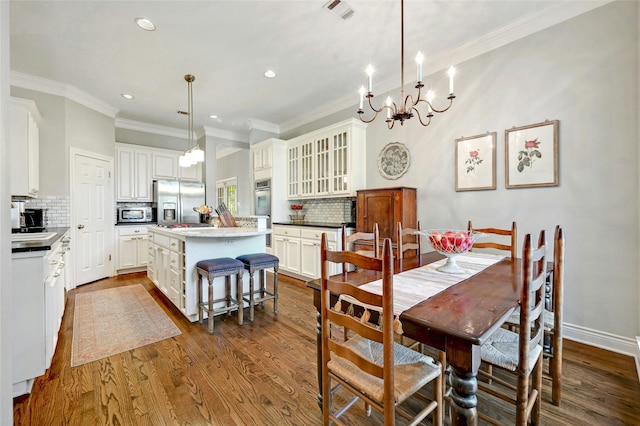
[71,149,113,287]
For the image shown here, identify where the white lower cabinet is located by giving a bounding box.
[12,232,69,397]
[273,225,343,279]
[148,232,185,311]
[116,226,149,272]
[273,228,301,274]
[300,228,339,278]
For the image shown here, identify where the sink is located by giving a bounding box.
[11,232,58,242]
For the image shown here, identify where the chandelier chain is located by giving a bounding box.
[356,0,457,129]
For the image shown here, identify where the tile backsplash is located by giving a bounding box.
[16,195,70,228]
[288,197,355,223]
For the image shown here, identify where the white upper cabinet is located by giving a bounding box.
[116,143,202,201]
[287,119,366,199]
[152,151,178,180]
[116,145,151,201]
[151,149,201,182]
[10,97,41,198]
[252,139,279,181]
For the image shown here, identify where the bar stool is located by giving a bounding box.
[196,257,245,333]
[235,253,279,322]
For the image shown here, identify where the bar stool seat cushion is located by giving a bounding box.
[236,253,279,268]
[197,258,244,274]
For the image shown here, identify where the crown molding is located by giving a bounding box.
[11,71,119,118]
[203,125,249,143]
[246,118,280,134]
[442,0,613,68]
[115,117,187,139]
[280,0,613,134]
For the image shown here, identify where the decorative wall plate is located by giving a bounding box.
[378,142,410,180]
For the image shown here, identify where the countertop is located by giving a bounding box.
[11,227,69,253]
[272,221,355,229]
[148,226,271,238]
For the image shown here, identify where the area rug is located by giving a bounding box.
[71,284,181,367]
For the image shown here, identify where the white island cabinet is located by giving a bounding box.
[147,225,271,322]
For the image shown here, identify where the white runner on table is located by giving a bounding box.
[340,252,505,317]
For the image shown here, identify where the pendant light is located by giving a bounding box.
[179,74,204,167]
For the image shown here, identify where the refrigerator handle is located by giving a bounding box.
[177,191,182,223]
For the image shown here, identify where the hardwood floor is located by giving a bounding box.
[13,272,640,425]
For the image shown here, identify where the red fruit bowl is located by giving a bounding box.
[420,229,484,273]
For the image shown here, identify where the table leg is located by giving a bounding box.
[447,342,481,425]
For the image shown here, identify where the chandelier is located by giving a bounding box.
[357,0,456,129]
[179,74,204,167]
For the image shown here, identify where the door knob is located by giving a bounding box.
[77,224,84,229]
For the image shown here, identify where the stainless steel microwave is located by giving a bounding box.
[117,207,153,223]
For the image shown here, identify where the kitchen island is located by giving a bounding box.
[147,225,271,322]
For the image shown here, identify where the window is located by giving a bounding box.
[216,177,237,215]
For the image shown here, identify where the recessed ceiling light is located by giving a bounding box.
[264,70,276,78]
[209,114,218,119]
[135,17,156,31]
[121,93,135,100]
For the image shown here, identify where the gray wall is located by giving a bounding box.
[65,98,114,158]
[116,127,190,151]
[288,2,640,345]
[10,87,67,195]
[215,148,251,215]
[11,87,115,197]
[395,1,638,342]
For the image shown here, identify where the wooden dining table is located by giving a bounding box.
[306,251,524,426]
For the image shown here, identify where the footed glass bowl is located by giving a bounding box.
[420,229,483,274]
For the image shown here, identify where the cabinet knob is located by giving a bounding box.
[77,224,85,229]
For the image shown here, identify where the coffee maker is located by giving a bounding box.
[22,208,46,232]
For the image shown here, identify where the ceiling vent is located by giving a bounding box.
[323,0,356,21]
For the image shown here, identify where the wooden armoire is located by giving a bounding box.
[356,187,417,247]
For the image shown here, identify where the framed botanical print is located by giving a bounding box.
[505,120,559,188]
[455,132,496,191]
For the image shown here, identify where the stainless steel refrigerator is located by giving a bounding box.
[153,180,205,225]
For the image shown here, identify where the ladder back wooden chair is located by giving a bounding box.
[320,235,443,426]
[468,220,517,258]
[397,221,421,260]
[341,223,380,275]
[545,225,564,405]
[477,231,547,425]
[504,225,565,405]
[342,223,380,258]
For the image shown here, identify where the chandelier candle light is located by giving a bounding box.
[357,0,457,129]
[179,74,205,168]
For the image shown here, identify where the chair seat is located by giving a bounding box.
[328,335,441,404]
[196,257,244,274]
[481,327,543,373]
[236,253,279,268]
[507,307,555,331]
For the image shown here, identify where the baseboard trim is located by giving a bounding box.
[563,322,637,356]
[635,336,640,384]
